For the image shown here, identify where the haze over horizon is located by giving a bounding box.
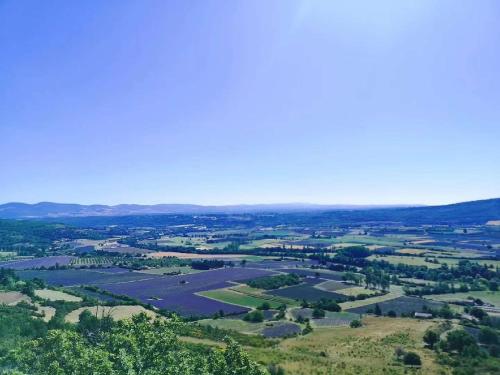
[1,1,499,206]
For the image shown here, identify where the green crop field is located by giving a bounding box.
[198,288,283,309]
[367,255,443,268]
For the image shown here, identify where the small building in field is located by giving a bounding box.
[414,312,433,319]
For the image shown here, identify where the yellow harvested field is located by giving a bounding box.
[35,289,82,302]
[147,251,243,259]
[35,303,56,322]
[65,305,157,323]
[0,291,30,305]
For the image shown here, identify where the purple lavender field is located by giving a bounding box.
[0,256,75,270]
[17,266,277,317]
[98,267,278,316]
[16,268,160,286]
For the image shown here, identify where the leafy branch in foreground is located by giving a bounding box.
[7,313,268,375]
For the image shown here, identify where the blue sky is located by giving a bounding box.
[1,1,499,205]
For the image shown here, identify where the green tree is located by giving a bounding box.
[312,308,325,319]
[350,319,362,328]
[423,329,440,349]
[478,327,499,346]
[442,330,477,354]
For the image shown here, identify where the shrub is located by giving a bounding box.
[312,308,325,319]
[243,310,264,323]
[302,322,313,335]
[350,319,362,328]
[403,352,421,366]
[257,302,271,311]
[478,327,499,345]
[423,329,440,349]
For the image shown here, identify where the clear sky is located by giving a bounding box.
[1,1,499,206]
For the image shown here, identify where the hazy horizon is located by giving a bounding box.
[2,1,499,206]
[2,197,498,208]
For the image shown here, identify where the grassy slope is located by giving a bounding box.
[246,316,444,374]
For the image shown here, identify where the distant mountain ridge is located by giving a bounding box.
[0,201,418,218]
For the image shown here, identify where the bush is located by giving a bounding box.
[423,329,439,349]
[243,310,264,323]
[403,352,421,366]
[350,319,362,328]
[257,302,271,311]
[302,322,313,335]
[312,308,325,319]
[442,330,477,354]
[478,327,499,345]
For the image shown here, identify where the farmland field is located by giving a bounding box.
[315,280,354,292]
[70,257,114,266]
[16,268,159,286]
[425,290,500,307]
[290,308,359,327]
[367,255,443,268]
[96,267,277,316]
[198,288,283,309]
[198,318,302,338]
[335,286,379,297]
[339,286,405,310]
[279,268,345,281]
[66,286,123,302]
[34,288,82,302]
[0,256,75,270]
[261,322,302,338]
[346,296,443,316]
[266,280,348,302]
[198,318,267,334]
[135,266,200,275]
[0,291,30,305]
[65,305,157,323]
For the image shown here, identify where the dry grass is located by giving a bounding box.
[35,303,56,322]
[35,289,82,302]
[65,305,157,323]
[0,291,30,305]
[246,316,446,375]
